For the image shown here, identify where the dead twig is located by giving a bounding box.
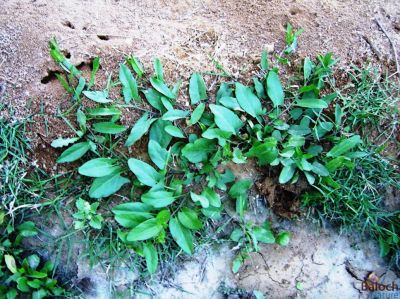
[361,34,382,60]
[374,18,400,77]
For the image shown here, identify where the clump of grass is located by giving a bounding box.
[304,66,400,269]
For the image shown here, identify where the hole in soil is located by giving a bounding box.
[97,35,110,41]
[62,20,75,29]
[62,50,71,59]
[77,277,94,293]
[41,70,58,84]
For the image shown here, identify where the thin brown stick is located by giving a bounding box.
[374,18,400,77]
[361,34,382,60]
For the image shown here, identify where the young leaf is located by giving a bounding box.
[219,96,242,111]
[245,139,278,165]
[125,112,156,146]
[56,142,90,163]
[128,158,162,187]
[190,103,205,125]
[178,208,203,230]
[169,217,193,254]
[127,218,163,241]
[83,90,111,103]
[88,57,100,89]
[209,104,243,135]
[189,73,207,105]
[74,77,85,100]
[78,158,119,177]
[279,165,296,184]
[165,125,185,138]
[119,63,139,103]
[229,179,252,199]
[253,78,266,99]
[150,77,175,99]
[141,190,175,208]
[127,56,144,78]
[327,135,361,157]
[143,243,158,274]
[93,122,126,134]
[89,173,130,198]
[51,137,79,148]
[266,71,284,107]
[147,140,168,170]
[153,58,164,80]
[202,187,221,207]
[190,192,209,208]
[235,82,263,117]
[161,109,189,121]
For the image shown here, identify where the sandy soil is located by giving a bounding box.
[1,0,400,298]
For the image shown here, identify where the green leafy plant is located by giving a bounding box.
[0,221,65,299]
[73,198,104,230]
[48,24,369,276]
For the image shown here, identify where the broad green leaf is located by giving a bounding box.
[127,56,144,78]
[148,140,168,170]
[232,255,244,273]
[279,165,296,184]
[209,104,243,135]
[311,161,329,176]
[143,243,158,274]
[169,217,193,254]
[246,138,278,165]
[253,78,266,99]
[149,119,173,148]
[57,142,90,163]
[261,49,269,70]
[253,290,265,299]
[143,88,165,112]
[161,109,189,121]
[156,209,171,224]
[287,135,305,147]
[266,71,284,107]
[165,125,185,138]
[83,90,111,103]
[202,128,232,146]
[295,98,328,109]
[153,58,164,80]
[189,73,207,104]
[190,103,205,125]
[253,227,275,244]
[125,113,156,146]
[161,96,173,110]
[202,187,221,207]
[235,82,263,117]
[229,179,252,199]
[51,137,79,148]
[87,107,121,117]
[178,207,202,230]
[119,63,139,103]
[128,158,162,187]
[190,192,209,208]
[93,122,126,134]
[112,203,152,228]
[89,173,129,198]
[216,82,233,102]
[276,232,290,246]
[127,218,162,241]
[150,77,175,99]
[303,57,313,81]
[181,138,215,163]
[78,158,119,177]
[141,190,175,208]
[5,255,17,273]
[219,96,242,111]
[327,135,361,157]
[304,171,315,185]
